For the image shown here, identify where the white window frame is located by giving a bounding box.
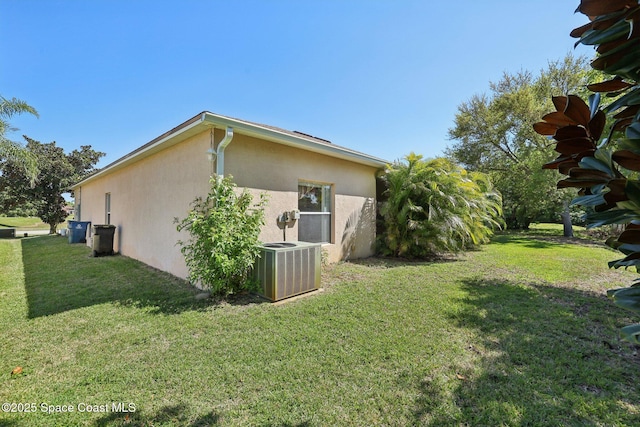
[105,193,111,225]
[298,181,332,244]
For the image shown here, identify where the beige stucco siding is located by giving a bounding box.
[77,131,211,278]
[224,133,378,262]
[75,127,379,279]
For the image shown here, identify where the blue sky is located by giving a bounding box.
[2,0,591,168]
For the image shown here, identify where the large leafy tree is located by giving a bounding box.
[533,0,640,342]
[0,96,39,184]
[447,55,599,230]
[0,137,104,233]
[377,154,503,258]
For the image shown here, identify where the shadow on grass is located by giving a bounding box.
[492,231,608,250]
[414,277,640,425]
[21,236,265,318]
[349,255,461,269]
[93,403,219,426]
[92,403,314,427]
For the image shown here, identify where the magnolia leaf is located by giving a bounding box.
[557,158,583,174]
[541,155,582,172]
[608,286,640,313]
[569,167,612,179]
[595,148,616,168]
[606,87,640,114]
[606,177,628,195]
[533,121,560,136]
[617,229,640,244]
[626,121,640,140]
[572,193,606,207]
[578,156,614,174]
[587,77,633,92]
[589,92,602,119]
[555,138,597,155]
[596,45,640,80]
[562,95,592,126]
[625,180,640,206]
[571,21,593,38]
[591,42,640,72]
[617,243,640,255]
[607,118,634,147]
[615,137,640,153]
[552,96,568,113]
[588,109,607,140]
[580,18,631,46]
[603,192,627,209]
[585,207,639,228]
[612,149,640,170]
[613,104,640,119]
[607,287,627,298]
[541,111,578,127]
[558,178,606,189]
[608,257,640,269]
[620,324,640,344]
[577,0,637,17]
[554,125,590,140]
[616,200,640,213]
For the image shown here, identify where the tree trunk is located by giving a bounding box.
[49,223,57,235]
[561,200,573,237]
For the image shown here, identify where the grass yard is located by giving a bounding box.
[1,230,639,426]
[0,216,70,231]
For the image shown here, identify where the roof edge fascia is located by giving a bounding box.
[74,113,211,188]
[200,112,388,169]
[74,112,388,188]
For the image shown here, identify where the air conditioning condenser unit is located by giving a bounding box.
[253,241,321,301]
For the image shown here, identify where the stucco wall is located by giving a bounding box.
[224,132,378,263]
[75,127,379,279]
[77,131,212,279]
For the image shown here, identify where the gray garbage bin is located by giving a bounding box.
[92,224,116,256]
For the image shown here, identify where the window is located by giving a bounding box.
[105,193,111,224]
[298,182,331,243]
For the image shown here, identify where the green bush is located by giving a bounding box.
[175,175,268,296]
[377,154,503,258]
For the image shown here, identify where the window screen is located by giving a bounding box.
[298,182,331,243]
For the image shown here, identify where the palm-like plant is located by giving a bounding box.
[0,96,39,184]
[378,154,503,258]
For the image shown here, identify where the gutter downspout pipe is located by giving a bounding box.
[215,126,234,177]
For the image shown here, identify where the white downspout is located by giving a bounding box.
[215,126,234,176]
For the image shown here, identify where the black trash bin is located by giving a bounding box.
[68,220,91,244]
[92,224,116,256]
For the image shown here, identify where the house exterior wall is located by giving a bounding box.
[224,132,378,263]
[75,128,379,280]
[76,131,212,278]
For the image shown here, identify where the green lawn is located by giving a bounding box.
[1,231,639,426]
[0,216,72,231]
[0,216,47,230]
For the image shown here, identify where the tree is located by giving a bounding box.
[377,154,503,258]
[533,0,640,343]
[0,96,39,184]
[0,137,104,233]
[446,54,599,231]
